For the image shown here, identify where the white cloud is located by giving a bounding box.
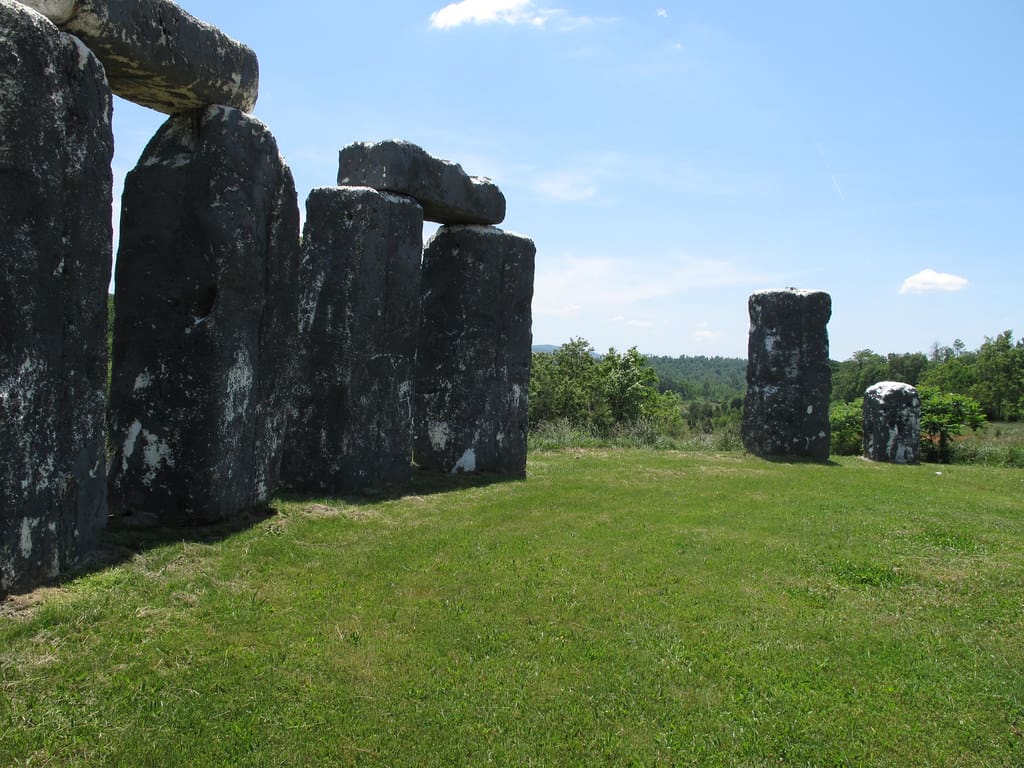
[899,269,969,295]
[429,0,596,30]
[656,8,669,18]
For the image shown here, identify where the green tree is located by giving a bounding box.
[970,330,1024,421]
[921,340,977,395]
[600,347,658,424]
[832,349,888,402]
[918,386,987,463]
[885,352,929,386]
[529,338,606,427]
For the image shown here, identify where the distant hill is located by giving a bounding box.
[531,343,747,402]
[646,354,747,401]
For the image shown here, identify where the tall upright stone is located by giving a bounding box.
[1,1,113,594]
[281,187,424,494]
[107,105,301,525]
[742,289,832,460]
[863,382,920,464]
[415,226,535,475]
[15,0,259,114]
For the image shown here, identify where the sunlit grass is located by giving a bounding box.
[2,450,1023,766]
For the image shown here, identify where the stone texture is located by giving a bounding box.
[1,1,113,594]
[107,105,301,525]
[414,226,534,475]
[281,187,424,494]
[742,289,832,460]
[338,141,505,226]
[17,0,259,114]
[863,382,921,464]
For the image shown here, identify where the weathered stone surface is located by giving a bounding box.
[338,141,506,226]
[742,289,832,460]
[1,1,113,594]
[863,382,920,464]
[414,226,535,475]
[17,0,259,114]
[281,187,424,494]
[107,106,301,525]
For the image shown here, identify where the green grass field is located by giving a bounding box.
[3,450,1023,766]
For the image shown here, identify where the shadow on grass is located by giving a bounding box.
[3,469,522,605]
[754,454,842,467]
[276,466,523,508]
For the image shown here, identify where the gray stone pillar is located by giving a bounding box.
[1,2,113,594]
[107,106,301,525]
[414,226,535,475]
[742,289,832,460]
[16,0,259,114]
[863,382,920,464]
[281,187,424,495]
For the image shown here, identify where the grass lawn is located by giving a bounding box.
[2,450,1023,766]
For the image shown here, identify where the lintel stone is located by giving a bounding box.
[338,140,506,226]
[16,0,259,114]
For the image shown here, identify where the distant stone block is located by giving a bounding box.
[338,140,506,225]
[742,289,832,460]
[863,382,920,464]
[414,226,535,475]
[281,187,424,495]
[17,0,259,114]
[1,1,113,594]
[107,106,301,525]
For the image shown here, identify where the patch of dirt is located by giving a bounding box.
[0,587,63,621]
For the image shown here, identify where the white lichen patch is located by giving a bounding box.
[122,419,143,467]
[67,33,92,71]
[452,448,477,474]
[20,518,37,559]
[140,429,175,485]
[428,421,451,451]
[133,371,154,391]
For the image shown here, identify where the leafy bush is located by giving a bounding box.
[918,386,987,463]
[830,399,864,455]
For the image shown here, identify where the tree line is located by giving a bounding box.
[831,330,1024,421]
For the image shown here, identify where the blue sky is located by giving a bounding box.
[109,1,1023,360]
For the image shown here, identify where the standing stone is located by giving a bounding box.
[415,226,535,475]
[743,289,832,460]
[107,105,301,525]
[863,382,921,464]
[281,187,424,495]
[16,0,259,114]
[1,2,113,594]
[338,141,505,225]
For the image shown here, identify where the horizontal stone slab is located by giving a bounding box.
[16,0,258,114]
[338,140,505,225]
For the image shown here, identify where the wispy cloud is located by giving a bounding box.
[535,170,600,202]
[656,8,669,18]
[899,268,969,295]
[692,322,723,344]
[533,253,770,317]
[429,0,599,30]
[530,152,626,203]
